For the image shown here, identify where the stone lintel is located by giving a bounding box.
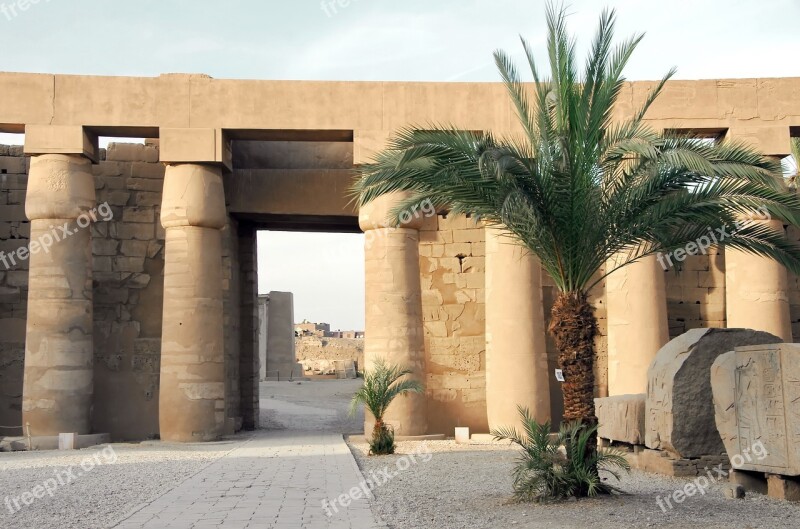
[727,126,792,157]
[159,128,232,171]
[353,129,391,165]
[24,124,99,163]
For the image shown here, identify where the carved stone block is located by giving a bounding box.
[646,328,781,458]
[712,343,800,476]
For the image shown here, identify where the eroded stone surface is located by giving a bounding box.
[712,343,800,476]
[22,155,95,436]
[645,328,781,458]
[595,394,646,445]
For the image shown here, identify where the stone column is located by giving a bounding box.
[485,228,550,430]
[725,219,792,341]
[359,193,427,436]
[23,154,96,435]
[606,255,670,395]
[159,163,227,442]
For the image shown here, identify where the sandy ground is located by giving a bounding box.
[259,378,365,433]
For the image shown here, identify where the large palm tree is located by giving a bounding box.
[353,3,800,436]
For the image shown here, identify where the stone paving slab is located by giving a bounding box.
[112,431,383,529]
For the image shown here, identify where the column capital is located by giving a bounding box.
[25,154,96,221]
[24,125,100,163]
[161,164,227,229]
[159,128,232,171]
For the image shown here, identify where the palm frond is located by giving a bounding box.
[491,408,629,501]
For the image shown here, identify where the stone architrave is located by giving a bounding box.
[712,343,800,476]
[645,328,781,458]
[595,394,646,445]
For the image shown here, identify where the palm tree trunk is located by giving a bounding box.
[548,291,598,427]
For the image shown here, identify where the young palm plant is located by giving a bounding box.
[353,1,800,480]
[492,406,630,502]
[349,359,424,455]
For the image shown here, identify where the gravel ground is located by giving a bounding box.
[0,441,235,529]
[347,438,800,529]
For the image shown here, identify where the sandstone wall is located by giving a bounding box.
[665,250,727,338]
[296,336,364,368]
[237,225,260,430]
[418,213,488,434]
[91,142,164,440]
[0,145,28,435]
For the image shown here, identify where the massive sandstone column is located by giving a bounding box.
[485,228,550,430]
[725,218,792,341]
[159,164,227,442]
[606,255,670,395]
[359,193,427,436]
[724,150,792,342]
[23,154,96,435]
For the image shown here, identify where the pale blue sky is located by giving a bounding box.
[2,0,798,329]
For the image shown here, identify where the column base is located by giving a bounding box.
[0,433,111,452]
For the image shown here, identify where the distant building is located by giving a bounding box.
[295,320,330,337]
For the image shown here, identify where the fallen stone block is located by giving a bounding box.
[646,328,781,458]
[712,343,800,477]
[595,393,646,445]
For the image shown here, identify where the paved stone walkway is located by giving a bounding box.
[112,430,381,529]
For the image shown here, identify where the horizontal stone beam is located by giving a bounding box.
[24,125,99,163]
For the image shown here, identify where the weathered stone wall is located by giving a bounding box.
[418,213,488,434]
[91,142,164,441]
[0,145,28,435]
[296,336,364,369]
[665,251,727,338]
[237,224,260,430]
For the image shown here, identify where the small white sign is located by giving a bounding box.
[555,369,565,382]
